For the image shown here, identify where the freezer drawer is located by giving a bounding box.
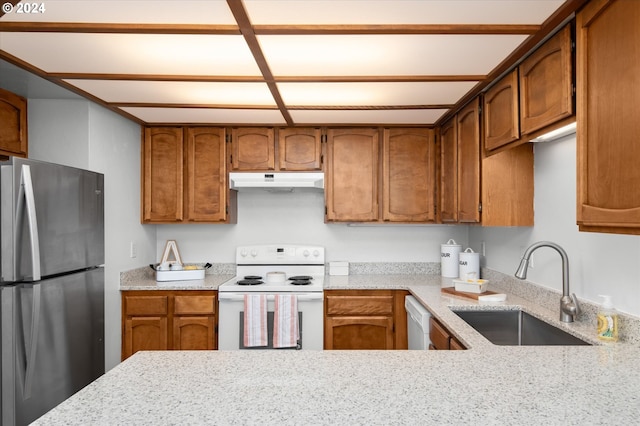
[405,295,432,350]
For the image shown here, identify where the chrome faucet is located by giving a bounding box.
[514,241,581,323]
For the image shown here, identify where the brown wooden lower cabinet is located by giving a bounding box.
[324,289,408,350]
[122,290,217,360]
[429,316,465,350]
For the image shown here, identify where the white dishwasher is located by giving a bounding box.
[405,295,432,350]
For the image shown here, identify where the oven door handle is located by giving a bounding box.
[218,293,324,302]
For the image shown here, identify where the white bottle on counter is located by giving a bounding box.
[597,295,619,342]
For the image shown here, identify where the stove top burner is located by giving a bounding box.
[290,279,311,285]
[289,275,313,281]
[244,275,262,280]
[237,279,264,285]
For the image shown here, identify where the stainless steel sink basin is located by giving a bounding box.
[454,310,591,346]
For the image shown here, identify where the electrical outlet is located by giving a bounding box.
[130,241,137,258]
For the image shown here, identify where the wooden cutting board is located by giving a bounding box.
[441,287,498,301]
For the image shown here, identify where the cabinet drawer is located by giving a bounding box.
[174,295,216,315]
[429,317,450,350]
[326,295,394,316]
[125,296,168,316]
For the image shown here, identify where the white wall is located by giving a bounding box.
[156,190,469,264]
[27,99,156,371]
[469,135,640,317]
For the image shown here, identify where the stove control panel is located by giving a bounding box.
[237,245,325,265]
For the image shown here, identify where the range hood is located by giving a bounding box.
[229,172,324,191]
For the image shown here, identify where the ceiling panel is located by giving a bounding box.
[65,80,276,105]
[259,34,528,76]
[120,107,286,124]
[0,33,260,75]
[244,0,565,25]
[277,81,477,106]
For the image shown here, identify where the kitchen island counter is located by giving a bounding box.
[43,274,640,424]
[34,344,640,425]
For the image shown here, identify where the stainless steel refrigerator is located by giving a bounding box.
[0,157,105,426]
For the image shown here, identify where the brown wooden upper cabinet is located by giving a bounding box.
[325,128,380,222]
[0,88,28,158]
[576,0,640,235]
[439,118,458,223]
[483,69,520,151]
[230,127,322,171]
[142,127,235,224]
[382,128,436,222]
[278,127,323,170]
[439,100,481,224]
[230,127,275,171]
[483,24,574,154]
[457,99,481,224]
[440,97,533,227]
[520,24,573,136]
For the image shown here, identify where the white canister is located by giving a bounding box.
[441,239,462,278]
[459,248,480,280]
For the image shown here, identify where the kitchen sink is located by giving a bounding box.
[453,310,591,346]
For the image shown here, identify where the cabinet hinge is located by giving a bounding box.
[321,134,327,143]
[225,134,231,143]
[478,203,482,213]
[478,105,483,115]
[571,40,576,53]
[325,206,328,215]
[320,155,324,165]
[572,83,576,96]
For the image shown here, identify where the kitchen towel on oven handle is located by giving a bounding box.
[243,294,268,347]
[273,294,299,349]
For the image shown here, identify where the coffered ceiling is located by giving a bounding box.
[0,0,583,127]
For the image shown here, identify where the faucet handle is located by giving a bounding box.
[571,293,581,316]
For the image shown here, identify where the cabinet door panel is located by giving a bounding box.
[577,0,640,231]
[484,69,520,151]
[185,127,227,222]
[457,100,481,223]
[124,317,168,358]
[0,88,28,157]
[173,316,215,350]
[520,24,573,135]
[325,316,394,350]
[382,128,436,222]
[142,127,183,222]
[231,128,275,170]
[439,118,458,223]
[278,128,322,170]
[326,129,379,221]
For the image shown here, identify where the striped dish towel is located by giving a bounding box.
[273,294,299,348]
[243,294,267,347]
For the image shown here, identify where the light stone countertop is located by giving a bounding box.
[35,273,640,425]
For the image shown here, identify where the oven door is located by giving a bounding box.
[218,293,324,350]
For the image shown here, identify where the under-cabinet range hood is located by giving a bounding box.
[229,172,324,191]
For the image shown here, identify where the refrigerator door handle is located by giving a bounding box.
[17,165,42,281]
[22,284,41,399]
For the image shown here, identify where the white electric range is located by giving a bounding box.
[217,245,325,350]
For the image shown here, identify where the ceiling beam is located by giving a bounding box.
[51,73,484,83]
[0,22,240,34]
[254,24,541,35]
[226,0,294,126]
